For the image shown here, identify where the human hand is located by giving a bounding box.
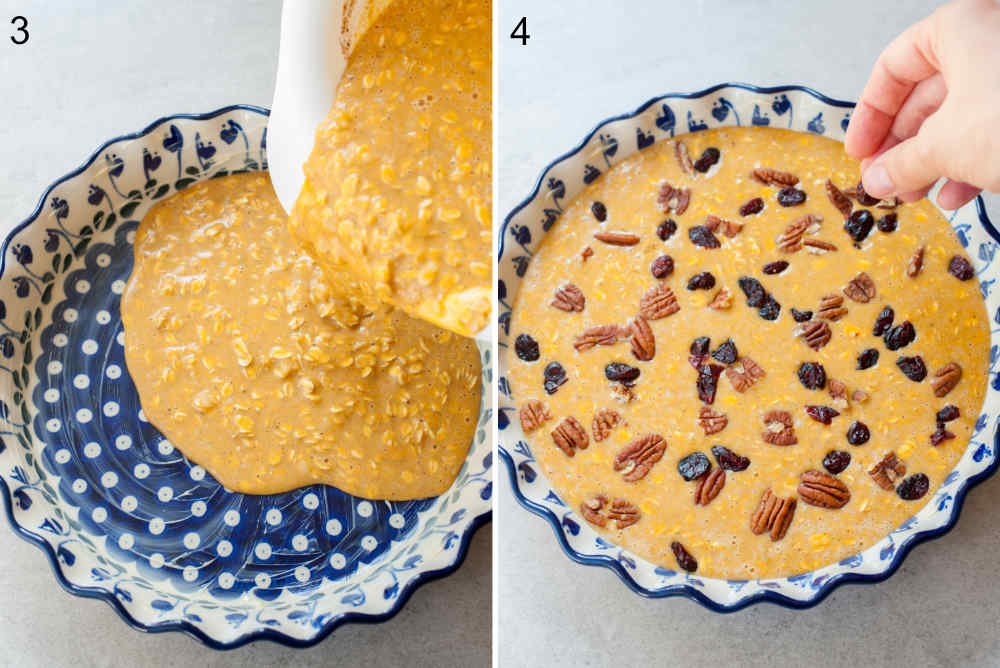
[845,0,1000,209]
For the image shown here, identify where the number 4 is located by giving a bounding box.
[510,16,529,45]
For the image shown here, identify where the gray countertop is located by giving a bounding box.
[0,2,490,666]
[498,2,1000,667]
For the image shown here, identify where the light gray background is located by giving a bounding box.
[0,2,490,667]
[499,2,1000,667]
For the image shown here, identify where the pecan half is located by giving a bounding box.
[551,416,588,456]
[907,246,925,277]
[574,324,625,351]
[803,238,837,253]
[594,231,640,246]
[628,316,655,361]
[825,179,853,218]
[592,408,622,442]
[931,362,962,397]
[869,452,906,490]
[752,167,799,187]
[580,494,609,527]
[698,406,728,435]
[551,283,586,311]
[876,196,901,209]
[797,320,831,350]
[762,410,797,445]
[607,498,641,529]
[725,357,766,393]
[750,489,797,541]
[639,283,680,320]
[675,140,694,176]
[581,495,642,530]
[818,294,848,321]
[705,214,743,238]
[614,433,667,482]
[843,272,876,303]
[694,467,726,505]
[657,182,691,215]
[708,287,733,310]
[798,470,851,509]
[828,378,849,410]
[777,214,822,252]
[519,400,551,433]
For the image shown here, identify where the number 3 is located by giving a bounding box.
[10,16,28,45]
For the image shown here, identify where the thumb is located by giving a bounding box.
[861,117,945,199]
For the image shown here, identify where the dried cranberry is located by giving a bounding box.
[896,355,927,381]
[651,254,674,279]
[791,308,813,323]
[711,339,738,364]
[697,363,724,404]
[711,445,750,472]
[657,219,678,241]
[689,225,721,249]
[876,212,898,233]
[936,405,960,423]
[738,276,767,308]
[949,255,975,281]
[884,321,915,350]
[671,541,698,573]
[591,201,607,222]
[692,147,720,173]
[687,271,716,290]
[823,450,852,474]
[543,362,567,394]
[605,362,640,384]
[896,473,929,500]
[677,452,711,481]
[805,405,840,425]
[776,187,807,207]
[856,182,880,206]
[758,295,781,321]
[763,260,789,275]
[844,209,875,243]
[846,421,870,445]
[740,197,764,216]
[514,334,540,362]
[690,337,711,356]
[873,306,894,337]
[797,362,827,390]
[857,348,879,370]
[930,426,956,445]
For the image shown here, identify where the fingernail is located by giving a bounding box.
[863,165,894,197]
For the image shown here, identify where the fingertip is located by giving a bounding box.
[861,164,895,199]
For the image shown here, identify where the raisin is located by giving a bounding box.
[873,306,894,337]
[805,405,840,425]
[856,182,880,206]
[877,212,898,233]
[797,362,827,390]
[763,260,789,275]
[738,276,767,308]
[671,541,698,573]
[884,321,915,350]
[677,452,711,481]
[740,197,764,216]
[515,334,540,362]
[711,445,750,472]
[896,355,927,381]
[758,295,781,321]
[690,337,711,356]
[689,225,721,249]
[948,255,975,281]
[697,363,724,404]
[651,254,674,279]
[930,426,956,445]
[857,348,879,370]
[823,450,852,474]
[657,219,678,241]
[687,271,716,290]
[846,421,870,445]
[591,201,607,222]
[936,405,960,423]
[543,362,567,394]
[711,339,738,364]
[776,187,807,207]
[692,147,720,173]
[896,473,929,500]
[844,209,875,243]
[605,362,640,384]
[791,308,813,323]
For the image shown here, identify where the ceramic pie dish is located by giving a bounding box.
[497,83,1000,610]
[0,105,492,647]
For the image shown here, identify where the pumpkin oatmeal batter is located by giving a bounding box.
[122,173,481,499]
[506,126,988,579]
[290,0,492,338]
